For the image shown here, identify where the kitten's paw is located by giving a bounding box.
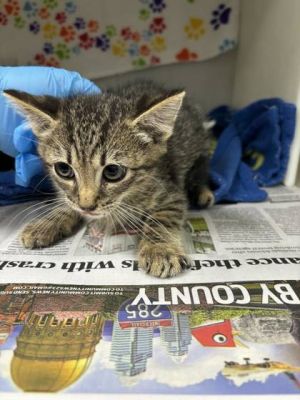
[21,222,61,249]
[198,187,215,208]
[138,242,189,278]
[21,211,81,249]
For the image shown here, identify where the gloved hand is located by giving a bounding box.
[0,66,100,187]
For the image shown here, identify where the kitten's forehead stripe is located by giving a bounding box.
[101,120,110,137]
[72,137,81,163]
[101,153,106,166]
[87,129,95,146]
[89,140,102,161]
[70,146,78,168]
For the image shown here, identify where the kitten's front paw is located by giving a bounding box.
[21,222,60,249]
[138,242,189,278]
[198,187,215,208]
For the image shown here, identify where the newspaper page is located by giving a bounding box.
[0,185,300,399]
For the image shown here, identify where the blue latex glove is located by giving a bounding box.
[0,66,100,187]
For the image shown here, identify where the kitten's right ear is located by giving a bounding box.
[3,90,61,136]
[131,91,185,143]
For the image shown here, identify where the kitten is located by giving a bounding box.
[4,81,213,278]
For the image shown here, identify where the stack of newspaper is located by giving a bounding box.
[0,185,300,399]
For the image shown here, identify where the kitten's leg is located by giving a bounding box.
[21,208,81,249]
[138,189,189,278]
[185,155,214,208]
[198,186,215,208]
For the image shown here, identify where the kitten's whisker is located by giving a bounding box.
[30,204,65,227]
[39,208,67,234]
[122,206,180,248]
[105,212,115,251]
[23,156,41,165]
[7,192,54,199]
[115,206,158,245]
[1,193,54,202]
[29,205,69,239]
[25,199,66,220]
[31,189,55,196]
[18,200,66,227]
[108,209,119,235]
[19,197,65,219]
[123,202,178,237]
[112,209,132,238]
[114,208,142,241]
[21,208,59,236]
[32,174,52,192]
[119,205,185,256]
[121,202,176,241]
[6,199,60,228]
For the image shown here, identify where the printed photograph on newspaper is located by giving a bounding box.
[0,280,300,396]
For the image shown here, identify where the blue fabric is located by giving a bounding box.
[0,171,51,205]
[0,66,100,205]
[209,99,297,203]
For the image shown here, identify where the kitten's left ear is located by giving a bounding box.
[131,91,185,143]
[3,90,61,136]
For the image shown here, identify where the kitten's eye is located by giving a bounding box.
[103,164,127,182]
[54,162,75,179]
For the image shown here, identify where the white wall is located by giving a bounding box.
[232,0,300,186]
[95,50,237,113]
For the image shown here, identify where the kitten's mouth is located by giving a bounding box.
[81,210,100,217]
[67,199,106,218]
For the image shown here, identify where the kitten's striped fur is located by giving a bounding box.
[5,81,212,278]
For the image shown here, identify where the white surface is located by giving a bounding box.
[95,50,237,113]
[232,0,300,186]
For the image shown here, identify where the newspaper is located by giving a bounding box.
[0,185,300,399]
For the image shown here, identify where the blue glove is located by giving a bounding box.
[0,66,100,187]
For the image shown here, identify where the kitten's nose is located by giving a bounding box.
[79,189,97,212]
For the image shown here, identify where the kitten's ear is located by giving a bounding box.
[131,91,185,143]
[3,90,61,136]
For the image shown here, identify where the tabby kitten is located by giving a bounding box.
[4,81,212,278]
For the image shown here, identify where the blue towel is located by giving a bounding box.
[209,99,296,203]
[0,170,53,206]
